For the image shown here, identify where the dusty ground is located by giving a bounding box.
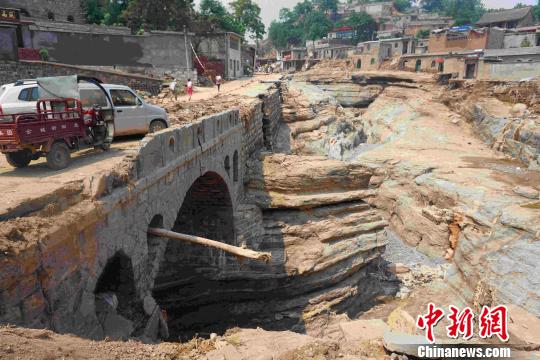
[0,137,139,218]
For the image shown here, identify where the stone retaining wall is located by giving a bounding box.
[0,61,163,95]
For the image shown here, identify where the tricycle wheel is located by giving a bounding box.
[5,150,32,168]
[46,142,71,170]
[100,142,111,151]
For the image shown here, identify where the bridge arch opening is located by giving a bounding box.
[152,171,238,339]
[94,251,144,337]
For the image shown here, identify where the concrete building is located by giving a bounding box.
[337,1,395,19]
[328,26,357,40]
[312,45,354,60]
[428,27,505,53]
[476,7,536,29]
[503,26,540,48]
[196,32,243,79]
[242,44,256,75]
[281,47,307,71]
[480,47,540,80]
[0,0,85,24]
[401,47,540,81]
[352,37,415,70]
[378,12,454,38]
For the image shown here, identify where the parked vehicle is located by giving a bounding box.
[0,81,169,136]
[0,98,113,170]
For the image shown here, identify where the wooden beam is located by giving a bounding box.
[147,227,272,263]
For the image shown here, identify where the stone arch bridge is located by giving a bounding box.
[0,84,284,339]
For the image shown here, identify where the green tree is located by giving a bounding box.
[442,0,485,25]
[230,0,266,39]
[83,0,128,26]
[313,0,339,13]
[535,0,540,21]
[304,11,333,41]
[124,0,194,32]
[337,11,377,42]
[394,0,412,12]
[199,0,244,34]
[416,29,431,38]
[420,0,444,13]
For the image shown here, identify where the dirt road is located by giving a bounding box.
[0,75,279,218]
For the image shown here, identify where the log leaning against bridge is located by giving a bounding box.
[147,227,272,263]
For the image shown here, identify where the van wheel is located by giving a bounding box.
[5,150,32,168]
[149,120,167,133]
[46,142,71,170]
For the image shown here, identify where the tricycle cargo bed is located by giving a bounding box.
[0,99,85,152]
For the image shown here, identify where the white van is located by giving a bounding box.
[0,80,169,135]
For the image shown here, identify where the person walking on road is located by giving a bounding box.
[215,74,222,93]
[169,78,179,100]
[186,78,193,101]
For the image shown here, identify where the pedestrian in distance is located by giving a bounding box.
[169,78,179,100]
[215,74,222,93]
[186,78,193,101]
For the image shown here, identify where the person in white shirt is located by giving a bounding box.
[215,75,222,93]
[169,78,178,100]
[186,79,193,101]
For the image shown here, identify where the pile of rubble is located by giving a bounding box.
[145,91,257,127]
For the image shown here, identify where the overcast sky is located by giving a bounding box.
[195,0,537,30]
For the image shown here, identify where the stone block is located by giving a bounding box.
[508,305,540,349]
[102,312,134,340]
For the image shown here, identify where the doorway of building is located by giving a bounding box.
[465,62,476,79]
[415,60,422,72]
[438,61,444,73]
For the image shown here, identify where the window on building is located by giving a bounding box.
[47,11,54,20]
[431,60,436,68]
[67,15,74,22]
[395,43,399,48]
[370,58,375,65]
[356,59,361,68]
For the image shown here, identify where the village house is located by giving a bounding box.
[281,47,307,71]
[428,27,505,53]
[503,25,540,48]
[195,32,243,79]
[242,44,256,75]
[328,26,357,40]
[337,1,395,19]
[378,11,454,39]
[351,37,415,70]
[476,6,536,29]
[401,46,540,81]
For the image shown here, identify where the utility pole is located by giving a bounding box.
[183,25,190,71]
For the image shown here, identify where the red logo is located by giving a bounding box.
[417,304,509,343]
[416,303,445,343]
[446,305,474,340]
[479,305,509,342]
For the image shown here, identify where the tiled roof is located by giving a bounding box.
[476,7,533,25]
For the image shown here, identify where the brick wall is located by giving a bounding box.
[0,0,85,23]
[0,60,163,95]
